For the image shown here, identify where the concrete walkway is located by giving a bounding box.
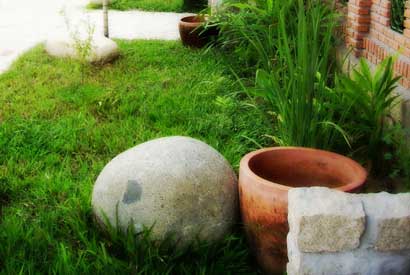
[0,0,192,73]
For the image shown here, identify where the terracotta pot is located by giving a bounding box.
[238,147,367,274]
[178,15,218,48]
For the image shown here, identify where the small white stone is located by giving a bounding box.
[45,35,119,64]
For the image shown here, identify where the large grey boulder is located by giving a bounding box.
[92,136,238,245]
[45,35,119,64]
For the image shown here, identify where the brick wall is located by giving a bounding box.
[344,0,410,88]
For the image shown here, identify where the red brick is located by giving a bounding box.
[383,49,389,59]
[353,49,364,57]
[379,17,391,26]
[350,38,365,48]
[396,33,406,45]
[402,61,409,77]
[372,54,377,64]
[372,14,380,23]
[403,47,410,57]
[375,32,381,40]
[399,77,405,86]
[378,7,391,17]
[399,60,405,76]
[349,14,371,24]
[405,63,410,78]
[352,0,372,6]
[369,39,375,51]
[390,40,400,50]
[351,23,370,32]
[380,0,391,9]
[373,21,385,32]
[385,29,395,39]
[401,78,410,88]
[348,3,370,15]
[395,60,401,72]
[352,31,367,40]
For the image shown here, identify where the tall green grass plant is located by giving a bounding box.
[254,0,347,149]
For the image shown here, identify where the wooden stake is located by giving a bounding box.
[103,0,109,38]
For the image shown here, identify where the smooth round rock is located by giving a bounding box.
[92,136,238,244]
[45,35,119,64]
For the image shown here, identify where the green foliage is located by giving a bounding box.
[183,0,207,11]
[214,0,408,181]
[391,0,405,33]
[211,0,287,74]
[70,24,95,65]
[0,41,270,274]
[88,0,206,12]
[337,57,401,173]
[382,124,410,184]
[252,0,347,149]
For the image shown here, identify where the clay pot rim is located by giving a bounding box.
[180,15,206,27]
[240,146,367,192]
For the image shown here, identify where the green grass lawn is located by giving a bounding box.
[0,40,271,274]
[88,0,206,12]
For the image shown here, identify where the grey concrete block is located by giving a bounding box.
[288,187,365,253]
[287,188,410,275]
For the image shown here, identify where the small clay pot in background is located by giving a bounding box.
[179,15,218,48]
[239,147,367,274]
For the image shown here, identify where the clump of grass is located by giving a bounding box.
[211,0,285,75]
[253,0,347,149]
[87,0,207,12]
[0,40,269,273]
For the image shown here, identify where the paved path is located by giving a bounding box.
[0,0,192,73]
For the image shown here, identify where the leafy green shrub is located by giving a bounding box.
[337,57,401,173]
[382,124,410,185]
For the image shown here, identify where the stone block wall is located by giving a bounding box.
[287,187,410,275]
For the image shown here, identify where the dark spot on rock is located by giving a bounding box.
[122,180,142,204]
